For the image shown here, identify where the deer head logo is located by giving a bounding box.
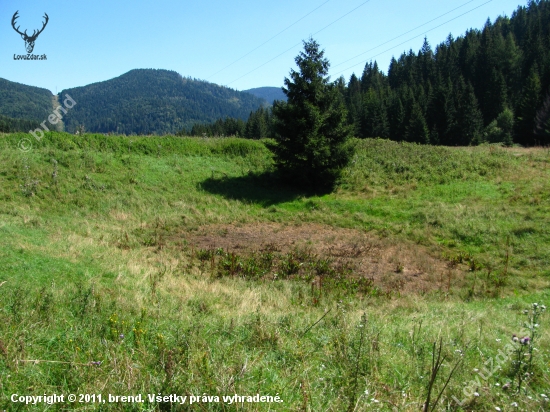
[11,11,49,54]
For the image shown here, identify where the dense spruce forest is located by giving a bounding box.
[60,69,268,135]
[0,78,53,122]
[191,0,550,146]
[0,114,40,133]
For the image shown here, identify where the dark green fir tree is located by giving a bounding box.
[271,38,353,190]
[516,67,542,145]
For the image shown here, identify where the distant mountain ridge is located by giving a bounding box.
[0,70,269,135]
[243,87,287,103]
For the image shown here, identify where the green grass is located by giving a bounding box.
[0,132,549,411]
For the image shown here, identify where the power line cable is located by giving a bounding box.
[330,0,478,70]
[206,0,331,81]
[331,0,493,78]
[311,0,374,36]
[224,0,374,86]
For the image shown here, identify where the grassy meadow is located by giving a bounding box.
[0,132,549,411]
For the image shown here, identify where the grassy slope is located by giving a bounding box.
[0,132,549,411]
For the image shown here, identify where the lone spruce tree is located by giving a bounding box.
[271,39,353,190]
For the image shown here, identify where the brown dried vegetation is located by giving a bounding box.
[177,222,464,295]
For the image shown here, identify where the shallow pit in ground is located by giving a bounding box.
[177,222,462,295]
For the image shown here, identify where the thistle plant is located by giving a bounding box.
[510,303,546,393]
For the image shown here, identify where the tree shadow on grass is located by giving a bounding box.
[199,171,325,207]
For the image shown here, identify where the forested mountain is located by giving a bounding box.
[196,1,550,146]
[243,87,287,103]
[60,69,268,134]
[0,78,53,121]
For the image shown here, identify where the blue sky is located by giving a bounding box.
[0,0,527,94]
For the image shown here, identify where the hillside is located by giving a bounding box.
[0,78,53,121]
[243,86,287,103]
[59,69,268,135]
[0,132,549,410]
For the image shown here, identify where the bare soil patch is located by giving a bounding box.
[180,222,461,295]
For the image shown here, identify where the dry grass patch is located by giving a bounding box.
[109,209,131,221]
[177,222,465,295]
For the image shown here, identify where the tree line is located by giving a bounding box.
[188,0,550,146]
[0,115,40,133]
[184,107,274,138]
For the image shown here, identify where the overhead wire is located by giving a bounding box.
[224,0,374,86]
[331,0,493,78]
[206,0,331,81]
[330,0,478,70]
